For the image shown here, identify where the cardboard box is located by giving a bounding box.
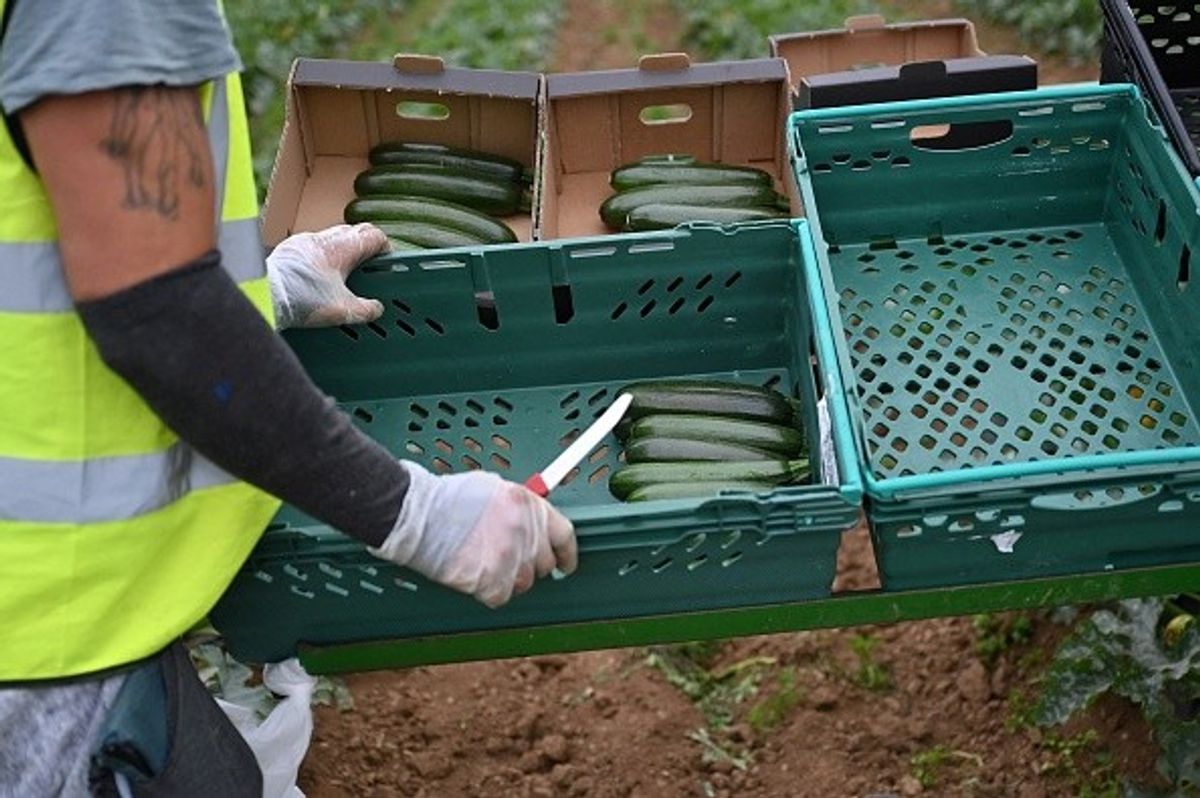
[539,54,796,240]
[262,55,541,247]
[770,15,985,99]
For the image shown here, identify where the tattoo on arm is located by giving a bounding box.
[101,87,208,219]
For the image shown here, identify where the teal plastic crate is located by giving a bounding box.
[790,84,1200,589]
[210,222,862,663]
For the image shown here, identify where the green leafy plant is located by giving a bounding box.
[910,745,984,789]
[953,0,1102,63]
[673,0,889,61]
[973,611,1034,668]
[646,642,773,728]
[1036,598,1200,795]
[746,666,803,733]
[849,633,893,692]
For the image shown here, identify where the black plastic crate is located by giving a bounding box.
[1101,0,1200,177]
[797,56,1037,110]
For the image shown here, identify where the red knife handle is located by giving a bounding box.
[524,473,550,498]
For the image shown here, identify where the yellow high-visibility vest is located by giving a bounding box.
[0,28,281,679]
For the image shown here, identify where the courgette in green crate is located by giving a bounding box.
[620,379,795,425]
[344,196,518,243]
[626,203,784,231]
[354,167,524,216]
[608,459,809,501]
[600,183,789,230]
[624,437,778,463]
[371,221,488,249]
[626,481,776,502]
[368,142,526,183]
[627,414,804,457]
[611,163,774,192]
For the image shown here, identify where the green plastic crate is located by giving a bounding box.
[790,84,1200,590]
[210,222,862,663]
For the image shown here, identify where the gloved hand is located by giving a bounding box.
[369,461,578,608]
[266,223,388,330]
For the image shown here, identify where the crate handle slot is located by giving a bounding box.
[909,120,1014,152]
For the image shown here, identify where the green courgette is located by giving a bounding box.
[368,142,526,183]
[599,184,790,230]
[344,196,518,243]
[372,221,487,249]
[624,437,778,463]
[354,167,523,216]
[627,414,804,457]
[608,459,809,500]
[385,236,424,251]
[611,163,774,192]
[626,481,776,501]
[625,203,785,231]
[638,154,697,165]
[620,379,796,425]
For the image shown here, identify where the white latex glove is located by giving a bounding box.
[369,461,578,608]
[266,223,388,330]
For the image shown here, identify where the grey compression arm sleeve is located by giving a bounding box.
[76,250,406,547]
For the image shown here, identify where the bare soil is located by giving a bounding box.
[299,6,1140,797]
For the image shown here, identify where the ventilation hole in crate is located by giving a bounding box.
[461,436,483,453]
[405,441,425,457]
[652,557,673,573]
[408,421,422,433]
[668,297,686,314]
[492,415,508,427]
[831,152,852,164]
[588,465,610,485]
[618,560,639,576]
[465,399,485,415]
[433,438,454,454]
[465,417,481,428]
[725,271,743,288]
[460,455,481,470]
[488,453,511,471]
[1012,145,1031,157]
[687,555,709,572]
[697,295,715,313]
[352,407,374,424]
[611,302,628,320]
[337,325,359,340]
[395,319,417,336]
[721,551,744,567]
[559,429,580,448]
[891,156,910,168]
[695,274,713,290]
[852,159,872,171]
[431,457,452,473]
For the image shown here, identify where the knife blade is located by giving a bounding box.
[524,392,633,497]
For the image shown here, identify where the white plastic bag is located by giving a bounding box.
[216,658,316,798]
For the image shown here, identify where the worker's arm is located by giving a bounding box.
[20,86,575,605]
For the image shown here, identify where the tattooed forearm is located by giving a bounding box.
[101,86,208,220]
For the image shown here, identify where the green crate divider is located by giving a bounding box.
[790,84,1200,590]
[210,222,862,664]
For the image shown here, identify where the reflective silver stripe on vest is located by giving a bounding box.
[0,445,237,524]
[0,219,266,313]
[208,77,229,224]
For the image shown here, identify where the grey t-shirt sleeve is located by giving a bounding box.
[0,0,241,114]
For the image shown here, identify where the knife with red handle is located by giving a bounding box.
[524,393,633,497]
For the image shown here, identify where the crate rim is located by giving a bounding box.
[789,82,1200,502]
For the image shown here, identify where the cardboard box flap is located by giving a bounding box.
[769,16,984,88]
[547,57,787,97]
[292,57,540,98]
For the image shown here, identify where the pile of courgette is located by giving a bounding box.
[345,142,530,250]
[608,379,810,502]
[599,155,791,232]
